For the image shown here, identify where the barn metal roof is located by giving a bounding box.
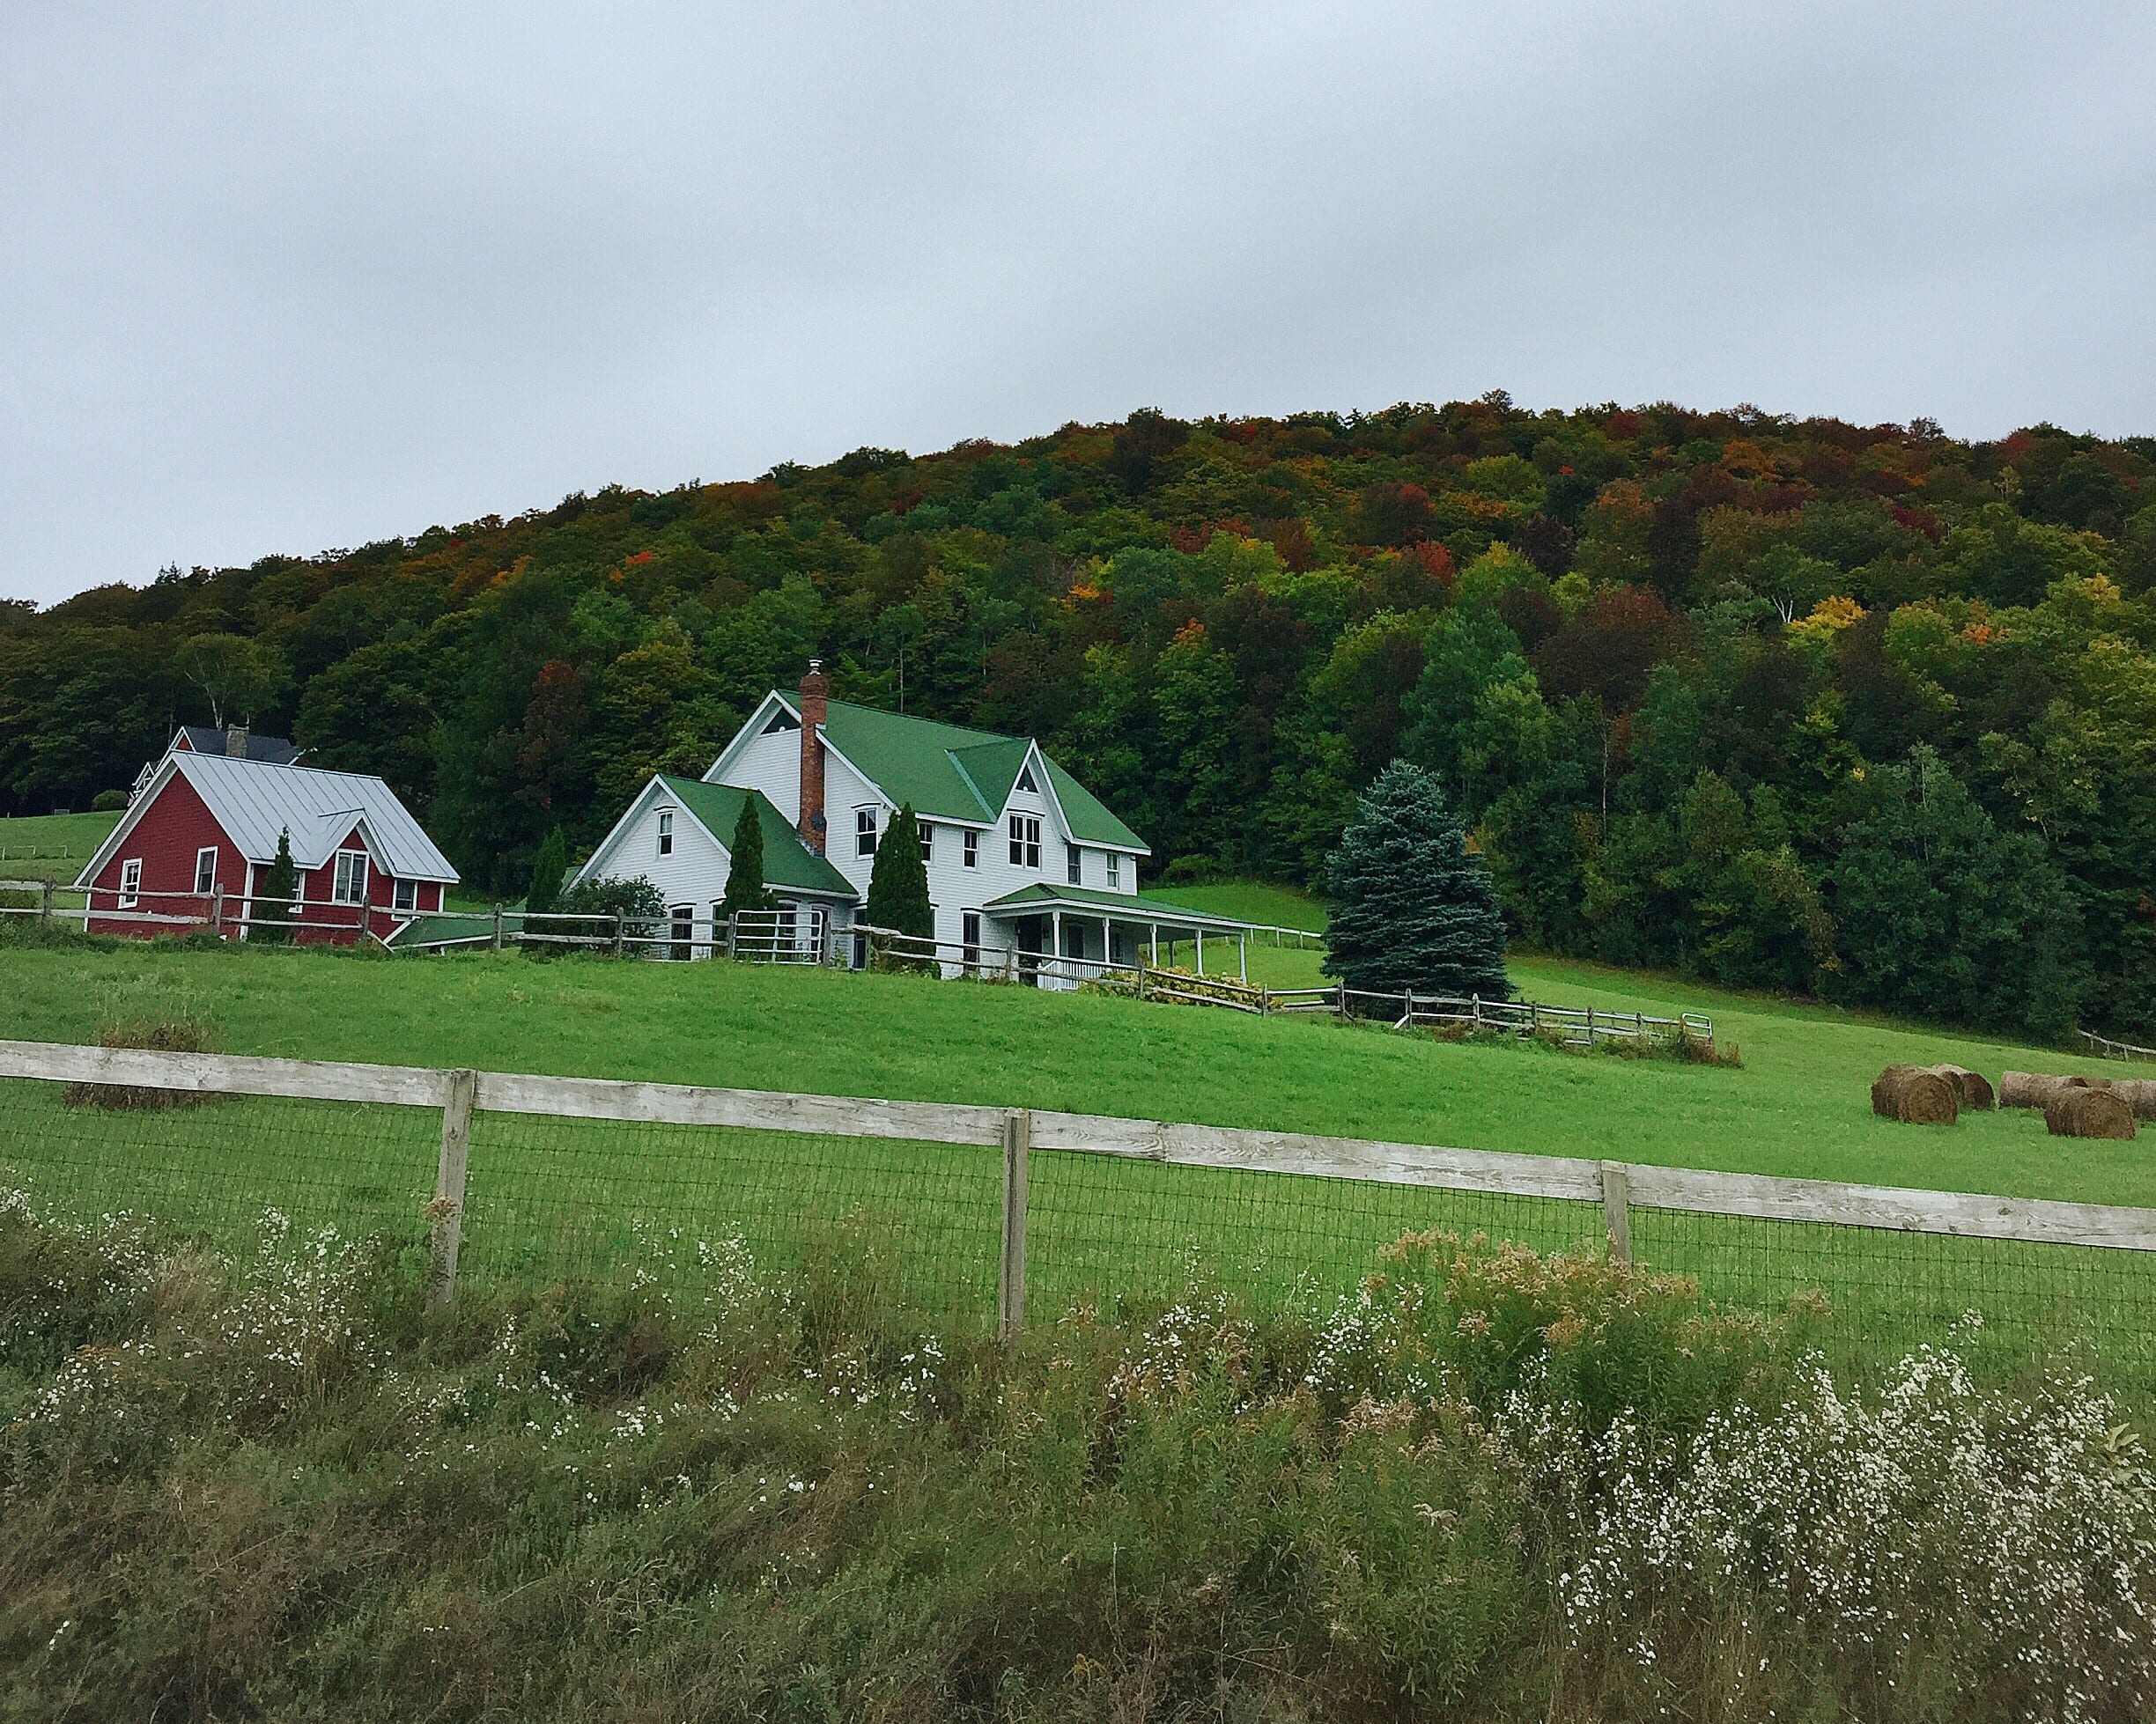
[78,753,458,886]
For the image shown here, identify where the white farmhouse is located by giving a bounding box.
[571,664,1254,982]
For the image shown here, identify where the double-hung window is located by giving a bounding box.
[1066,844,1082,886]
[393,878,417,913]
[962,910,981,969]
[856,807,879,857]
[118,858,142,909]
[1106,852,1121,888]
[194,846,218,895]
[656,809,674,858]
[333,848,369,905]
[1008,814,1040,868]
[918,821,934,863]
[963,829,978,868]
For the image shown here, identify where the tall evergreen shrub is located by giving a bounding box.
[252,828,299,945]
[1323,760,1510,999]
[526,828,566,917]
[864,804,934,969]
[720,797,772,919]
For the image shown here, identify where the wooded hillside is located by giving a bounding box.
[7,399,2153,1038]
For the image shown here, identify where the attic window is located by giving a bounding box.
[762,711,801,734]
[657,809,674,857]
[333,849,369,905]
[1015,764,1038,794]
[856,807,878,857]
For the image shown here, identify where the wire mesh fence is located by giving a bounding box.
[454,1109,1002,1325]
[1,1039,2152,1394]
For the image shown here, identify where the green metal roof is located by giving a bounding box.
[981,883,1256,930]
[660,777,856,896]
[816,699,1148,852]
[382,910,496,948]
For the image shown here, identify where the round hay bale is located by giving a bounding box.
[1871,1063,1917,1117]
[1872,1065,1958,1125]
[1923,1065,1996,1110]
[2103,1078,2156,1121]
[2000,1071,2097,1109]
[2044,1088,2136,1140]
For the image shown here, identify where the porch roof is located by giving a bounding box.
[980,883,1257,932]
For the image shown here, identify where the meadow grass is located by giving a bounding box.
[0,808,118,900]
[1,920,2152,1390]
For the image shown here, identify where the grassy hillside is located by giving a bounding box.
[0,933,2145,1208]
[0,809,117,886]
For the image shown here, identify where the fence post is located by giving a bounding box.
[491,905,504,953]
[210,883,224,938]
[725,914,737,961]
[999,1108,1031,1340]
[610,913,624,959]
[1585,1006,1595,1047]
[1473,993,1482,1031]
[1530,999,1540,1037]
[428,1068,480,1309]
[1599,1160,1632,1265]
[40,876,53,925]
[1336,982,1347,1020]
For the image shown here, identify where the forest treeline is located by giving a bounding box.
[5,398,2154,1038]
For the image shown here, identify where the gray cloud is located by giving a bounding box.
[2,0,2150,605]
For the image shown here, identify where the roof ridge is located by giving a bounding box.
[822,696,1020,748]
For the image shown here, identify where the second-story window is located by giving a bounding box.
[919,821,934,862]
[657,809,674,857]
[1067,844,1082,886]
[856,807,879,857]
[964,829,978,869]
[333,849,369,905]
[1009,814,1041,868]
[1107,852,1121,888]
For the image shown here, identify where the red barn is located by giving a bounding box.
[78,752,458,945]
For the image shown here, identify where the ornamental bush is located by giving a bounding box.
[864,804,934,970]
[720,797,772,920]
[1323,759,1510,1000]
[250,828,299,945]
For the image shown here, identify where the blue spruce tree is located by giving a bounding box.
[1322,760,1510,1000]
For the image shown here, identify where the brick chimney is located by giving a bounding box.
[225,725,248,759]
[797,660,829,853]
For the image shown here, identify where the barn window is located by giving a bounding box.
[656,809,674,857]
[394,878,417,913]
[194,846,218,895]
[855,807,878,857]
[118,858,142,909]
[1106,852,1121,888]
[333,849,369,905]
[963,829,978,869]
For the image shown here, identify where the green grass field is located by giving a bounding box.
[2,888,2151,1387]
[0,809,119,892]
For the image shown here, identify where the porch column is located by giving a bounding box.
[1052,909,1063,985]
[1196,928,1205,976]
[1150,923,1158,964]
[1238,932,1247,983]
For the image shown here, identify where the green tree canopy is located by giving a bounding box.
[1322,760,1510,1001]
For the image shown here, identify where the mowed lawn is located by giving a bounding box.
[0,922,2148,1210]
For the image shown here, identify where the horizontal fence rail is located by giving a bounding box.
[2082,1028,2156,1063]
[0,1038,2140,1255]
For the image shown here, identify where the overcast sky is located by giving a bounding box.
[3,2,2151,608]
